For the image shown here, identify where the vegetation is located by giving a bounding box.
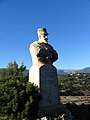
[0,61,28,81]
[58,73,90,95]
[0,61,90,119]
[0,61,39,120]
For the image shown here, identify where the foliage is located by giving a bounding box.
[58,73,90,95]
[0,61,28,81]
[0,61,39,119]
[0,79,39,120]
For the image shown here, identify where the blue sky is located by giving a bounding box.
[0,0,90,69]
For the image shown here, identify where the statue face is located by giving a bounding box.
[39,34,48,43]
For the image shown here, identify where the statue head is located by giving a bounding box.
[37,28,48,43]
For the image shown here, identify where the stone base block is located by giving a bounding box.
[38,103,65,118]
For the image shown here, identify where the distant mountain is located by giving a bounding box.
[78,67,90,73]
[23,67,90,75]
[57,67,90,75]
[57,69,76,75]
[0,67,90,76]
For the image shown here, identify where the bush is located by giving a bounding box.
[0,79,39,120]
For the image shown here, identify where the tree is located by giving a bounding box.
[0,61,40,119]
[0,61,28,81]
[0,68,6,80]
[58,73,90,95]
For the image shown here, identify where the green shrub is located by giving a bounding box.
[0,79,39,120]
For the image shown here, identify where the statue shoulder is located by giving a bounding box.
[30,41,39,48]
[47,44,54,48]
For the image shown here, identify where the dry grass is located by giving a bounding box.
[60,96,90,105]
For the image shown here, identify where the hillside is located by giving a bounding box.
[0,67,90,80]
[57,67,90,75]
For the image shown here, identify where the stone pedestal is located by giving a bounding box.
[29,64,65,118]
[29,65,40,87]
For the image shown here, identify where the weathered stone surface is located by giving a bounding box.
[29,64,60,103]
[29,64,65,117]
[30,41,58,66]
[29,28,65,118]
[39,64,60,106]
[29,65,40,86]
